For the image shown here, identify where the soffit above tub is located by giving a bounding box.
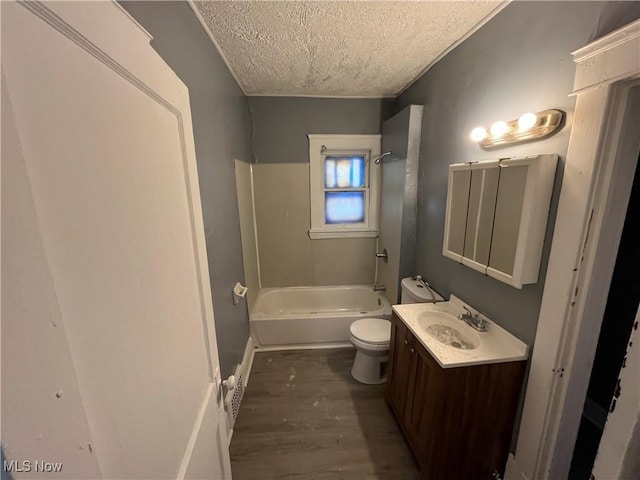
[193,1,506,98]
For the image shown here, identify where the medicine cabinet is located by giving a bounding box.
[443,154,558,288]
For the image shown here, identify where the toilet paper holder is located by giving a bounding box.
[232,282,248,305]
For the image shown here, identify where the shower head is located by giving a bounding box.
[374,152,393,165]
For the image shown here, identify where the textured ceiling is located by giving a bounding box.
[194,1,504,97]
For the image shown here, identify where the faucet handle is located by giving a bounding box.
[462,305,475,317]
[474,310,490,331]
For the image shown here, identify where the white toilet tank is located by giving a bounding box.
[400,277,445,304]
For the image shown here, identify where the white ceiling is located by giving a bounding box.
[194,1,506,98]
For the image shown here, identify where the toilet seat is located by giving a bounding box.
[350,335,390,352]
[349,318,391,346]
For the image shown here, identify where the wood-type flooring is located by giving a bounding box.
[230,348,419,479]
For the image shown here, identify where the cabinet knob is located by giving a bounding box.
[404,340,409,345]
[410,348,415,353]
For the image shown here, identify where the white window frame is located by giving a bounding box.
[308,134,381,239]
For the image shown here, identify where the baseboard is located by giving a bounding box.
[225,337,255,444]
[253,341,353,352]
[240,336,255,387]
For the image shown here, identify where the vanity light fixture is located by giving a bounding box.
[470,127,487,142]
[517,112,538,131]
[471,109,564,148]
[489,121,510,138]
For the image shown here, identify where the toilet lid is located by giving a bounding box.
[350,318,391,345]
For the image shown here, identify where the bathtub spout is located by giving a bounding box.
[373,284,386,292]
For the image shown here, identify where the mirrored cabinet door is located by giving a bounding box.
[443,154,558,289]
[443,166,471,261]
[487,164,528,277]
[486,155,557,287]
[462,164,499,272]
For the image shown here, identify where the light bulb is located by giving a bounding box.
[518,112,537,132]
[490,121,509,138]
[470,127,487,142]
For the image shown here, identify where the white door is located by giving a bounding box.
[1,2,230,478]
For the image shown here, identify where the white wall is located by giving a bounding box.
[235,160,260,311]
[252,163,377,287]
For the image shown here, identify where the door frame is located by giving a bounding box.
[1,1,231,477]
[507,19,640,480]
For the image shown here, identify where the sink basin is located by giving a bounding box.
[393,296,529,367]
[417,312,480,350]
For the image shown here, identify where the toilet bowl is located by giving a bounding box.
[349,318,391,384]
[349,277,443,384]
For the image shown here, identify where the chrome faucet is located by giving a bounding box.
[458,306,488,332]
[373,284,387,292]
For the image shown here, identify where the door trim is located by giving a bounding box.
[508,19,640,480]
[3,1,231,477]
[178,381,216,479]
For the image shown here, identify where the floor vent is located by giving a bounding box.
[225,368,245,427]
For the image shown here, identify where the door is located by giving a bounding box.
[1,2,230,478]
[386,317,414,419]
[570,150,640,479]
[404,343,441,464]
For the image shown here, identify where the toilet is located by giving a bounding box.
[349,277,445,384]
[349,318,392,384]
[400,276,445,304]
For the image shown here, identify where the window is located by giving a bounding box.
[308,134,381,239]
[324,155,365,223]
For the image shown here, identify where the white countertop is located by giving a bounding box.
[392,295,529,369]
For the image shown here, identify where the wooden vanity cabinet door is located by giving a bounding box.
[403,340,442,467]
[386,313,399,392]
[416,356,526,480]
[406,339,468,479]
[386,314,414,419]
[387,312,527,479]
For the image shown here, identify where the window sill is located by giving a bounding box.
[308,229,378,240]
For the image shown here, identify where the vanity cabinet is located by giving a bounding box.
[443,154,558,288]
[386,312,526,479]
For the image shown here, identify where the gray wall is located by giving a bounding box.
[120,1,252,377]
[395,1,640,345]
[248,97,383,163]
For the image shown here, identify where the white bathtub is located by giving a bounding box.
[250,285,392,347]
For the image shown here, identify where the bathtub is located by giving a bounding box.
[250,285,392,347]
